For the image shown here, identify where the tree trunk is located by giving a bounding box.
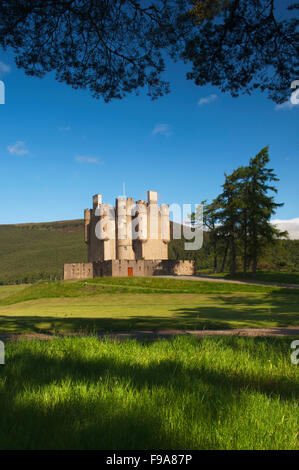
[243,237,247,277]
[213,240,217,273]
[220,240,229,273]
[251,230,258,278]
[243,215,247,277]
[252,257,257,278]
[230,237,236,276]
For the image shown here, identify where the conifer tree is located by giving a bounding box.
[216,169,242,275]
[190,200,221,273]
[245,146,285,276]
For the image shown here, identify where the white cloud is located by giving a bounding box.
[59,126,71,131]
[7,141,29,155]
[75,155,101,164]
[152,123,172,137]
[271,218,299,240]
[0,61,11,76]
[275,99,299,111]
[198,94,217,107]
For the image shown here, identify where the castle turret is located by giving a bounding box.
[147,191,158,241]
[133,190,169,260]
[84,209,91,243]
[135,200,147,242]
[85,189,170,263]
[93,194,102,210]
[160,204,170,242]
[116,197,135,260]
[65,188,195,280]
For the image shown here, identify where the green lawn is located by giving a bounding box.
[0,278,298,334]
[203,271,299,285]
[0,284,27,300]
[0,336,298,450]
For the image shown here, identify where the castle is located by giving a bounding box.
[64,190,195,279]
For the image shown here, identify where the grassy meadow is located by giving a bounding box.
[0,335,298,450]
[0,277,298,334]
[0,275,298,450]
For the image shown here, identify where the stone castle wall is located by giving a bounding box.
[64,260,195,279]
[65,189,195,280]
[64,262,94,280]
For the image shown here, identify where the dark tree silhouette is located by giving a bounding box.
[184,0,299,104]
[0,0,297,102]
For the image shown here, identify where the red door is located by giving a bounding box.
[128,267,133,277]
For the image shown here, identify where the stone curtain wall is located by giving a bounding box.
[63,260,195,279]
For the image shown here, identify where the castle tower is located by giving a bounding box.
[65,188,196,280]
[161,204,170,242]
[97,203,116,261]
[115,196,135,260]
[85,190,170,262]
[133,191,170,260]
[84,208,91,244]
[84,193,116,262]
[84,194,102,262]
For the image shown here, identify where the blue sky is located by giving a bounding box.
[0,49,298,229]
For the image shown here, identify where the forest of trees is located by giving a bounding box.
[170,232,299,276]
[170,146,295,277]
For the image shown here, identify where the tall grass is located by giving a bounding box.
[0,336,298,450]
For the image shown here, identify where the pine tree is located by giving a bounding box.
[216,169,242,276]
[191,200,221,273]
[215,147,285,277]
[245,147,285,277]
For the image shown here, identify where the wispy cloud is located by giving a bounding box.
[152,123,172,137]
[59,126,71,131]
[275,99,299,111]
[271,218,299,239]
[7,141,29,155]
[198,94,217,107]
[75,155,101,164]
[0,61,11,76]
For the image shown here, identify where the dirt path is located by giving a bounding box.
[1,327,299,343]
[160,275,299,289]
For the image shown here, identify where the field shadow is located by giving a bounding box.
[171,290,299,328]
[0,313,239,335]
[1,295,299,336]
[0,287,298,336]
[6,346,298,401]
[0,340,298,449]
